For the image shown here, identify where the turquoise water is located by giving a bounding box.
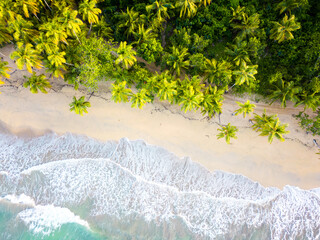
[0,131,320,239]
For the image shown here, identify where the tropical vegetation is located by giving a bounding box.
[0,0,319,146]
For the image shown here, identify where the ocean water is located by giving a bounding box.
[0,131,320,240]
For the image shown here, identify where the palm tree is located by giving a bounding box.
[178,85,203,112]
[44,61,66,79]
[0,60,11,83]
[259,118,289,143]
[157,77,177,102]
[0,0,16,22]
[133,24,156,44]
[146,0,173,21]
[23,72,51,93]
[233,100,256,118]
[275,0,308,15]
[233,62,258,86]
[295,92,320,111]
[0,20,13,44]
[231,13,260,40]
[217,123,238,144]
[10,15,38,43]
[200,86,223,118]
[47,51,66,68]
[79,0,101,25]
[39,19,68,45]
[167,46,190,77]
[251,109,277,132]
[92,16,113,39]
[270,14,301,43]
[198,0,211,7]
[115,41,137,69]
[204,58,232,87]
[130,88,151,109]
[69,96,91,115]
[269,78,301,107]
[176,0,197,18]
[14,0,39,18]
[11,43,43,73]
[111,81,133,103]
[118,7,143,38]
[58,8,83,43]
[35,32,57,54]
[225,41,251,66]
[230,5,246,22]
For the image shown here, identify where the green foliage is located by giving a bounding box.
[217,123,238,144]
[23,72,51,94]
[111,81,132,103]
[270,14,301,43]
[115,41,137,69]
[251,109,289,143]
[0,60,10,83]
[130,88,151,109]
[166,46,190,77]
[136,38,163,63]
[234,100,256,118]
[295,111,320,136]
[69,96,91,115]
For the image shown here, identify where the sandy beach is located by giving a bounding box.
[1,44,319,189]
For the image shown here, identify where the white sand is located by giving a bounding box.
[1,44,319,189]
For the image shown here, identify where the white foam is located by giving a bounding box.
[1,194,35,206]
[1,132,320,239]
[18,204,90,235]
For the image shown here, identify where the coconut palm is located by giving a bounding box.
[79,0,101,24]
[115,41,137,69]
[166,46,190,77]
[92,16,113,39]
[225,41,251,66]
[0,0,16,22]
[111,81,133,103]
[45,61,66,79]
[0,61,10,80]
[58,8,83,42]
[157,77,177,102]
[176,0,197,18]
[118,7,143,38]
[295,92,320,111]
[146,0,173,21]
[200,86,224,118]
[270,14,301,43]
[14,0,39,18]
[233,62,258,86]
[251,109,277,132]
[0,20,13,44]
[275,0,308,15]
[47,51,66,68]
[259,118,289,143]
[178,85,203,112]
[35,32,57,54]
[0,61,10,91]
[10,15,38,43]
[204,58,232,86]
[198,0,211,7]
[130,88,151,109]
[39,19,68,45]
[23,72,51,93]
[230,5,246,22]
[269,78,301,107]
[11,43,43,73]
[231,13,260,40]
[69,96,91,115]
[233,100,256,118]
[133,24,156,44]
[217,123,238,144]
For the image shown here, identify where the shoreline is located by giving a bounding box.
[1,44,320,189]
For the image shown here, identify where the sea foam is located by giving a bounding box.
[0,132,320,239]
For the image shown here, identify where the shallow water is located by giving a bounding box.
[0,132,319,239]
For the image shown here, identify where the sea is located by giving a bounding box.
[0,131,320,240]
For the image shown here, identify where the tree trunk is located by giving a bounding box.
[73,30,81,44]
[161,21,167,48]
[43,0,52,12]
[88,23,93,36]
